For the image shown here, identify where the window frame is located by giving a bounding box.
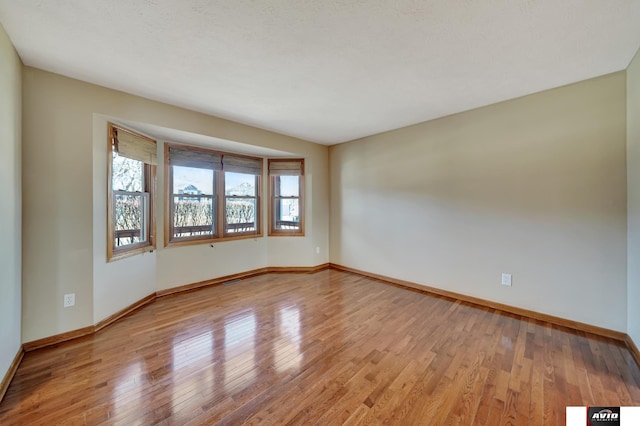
[165,143,263,247]
[268,159,305,237]
[168,159,218,242]
[223,171,261,238]
[107,123,157,261]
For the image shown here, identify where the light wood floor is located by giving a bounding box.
[1,270,639,425]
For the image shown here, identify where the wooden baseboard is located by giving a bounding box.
[269,263,331,274]
[23,325,95,352]
[626,335,640,367]
[94,293,156,332]
[329,263,628,342]
[0,346,24,403]
[156,264,330,298]
[156,267,271,298]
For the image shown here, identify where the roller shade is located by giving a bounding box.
[169,146,222,170]
[113,128,157,165]
[269,159,304,176]
[223,154,262,175]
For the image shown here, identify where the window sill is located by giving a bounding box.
[268,231,305,237]
[108,243,155,262]
[165,232,264,248]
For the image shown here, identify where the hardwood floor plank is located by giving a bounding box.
[1,269,639,425]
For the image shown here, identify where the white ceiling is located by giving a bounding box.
[1,1,640,145]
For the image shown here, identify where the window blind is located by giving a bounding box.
[268,159,304,176]
[223,155,262,175]
[113,128,157,165]
[169,146,222,170]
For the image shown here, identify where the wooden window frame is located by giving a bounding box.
[268,159,305,237]
[165,143,263,247]
[107,123,157,261]
[168,155,218,243]
[223,171,261,238]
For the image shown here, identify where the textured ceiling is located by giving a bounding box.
[1,1,640,145]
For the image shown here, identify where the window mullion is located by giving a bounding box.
[114,190,146,196]
[217,169,224,238]
[253,173,259,235]
[168,164,175,242]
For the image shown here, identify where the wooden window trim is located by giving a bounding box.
[223,172,261,238]
[165,143,263,247]
[107,123,157,262]
[166,147,219,245]
[268,159,305,237]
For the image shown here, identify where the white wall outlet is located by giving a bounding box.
[501,273,512,287]
[316,246,320,254]
[63,293,75,307]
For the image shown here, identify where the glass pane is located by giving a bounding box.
[226,197,256,233]
[173,196,214,238]
[225,172,256,196]
[275,198,300,230]
[173,165,214,195]
[277,176,299,197]
[114,193,147,247]
[112,153,143,192]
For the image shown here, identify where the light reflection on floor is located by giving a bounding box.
[172,331,214,370]
[112,361,144,419]
[224,310,257,392]
[170,331,216,419]
[275,305,302,373]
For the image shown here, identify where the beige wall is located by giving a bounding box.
[0,24,22,381]
[22,67,329,341]
[330,72,628,331]
[17,46,638,342]
[628,48,640,346]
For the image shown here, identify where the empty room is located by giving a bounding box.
[1,1,640,424]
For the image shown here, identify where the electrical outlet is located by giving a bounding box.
[316,246,320,254]
[501,273,512,287]
[63,293,75,307]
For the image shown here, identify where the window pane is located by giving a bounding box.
[114,193,147,246]
[226,198,256,233]
[173,196,214,238]
[112,153,143,192]
[173,165,214,195]
[225,172,256,196]
[277,176,299,197]
[275,199,300,230]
